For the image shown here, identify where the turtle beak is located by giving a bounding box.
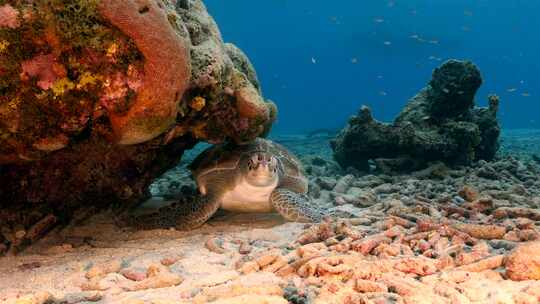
[259,159,269,168]
[250,153,273,174]
[246,154,278,186]
[255,159,269,172]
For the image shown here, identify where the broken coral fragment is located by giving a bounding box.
[505,241,540,281]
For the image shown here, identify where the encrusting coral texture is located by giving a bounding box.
[331,60,500,172]
[0,0,276,248]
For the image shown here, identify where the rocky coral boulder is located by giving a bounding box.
[0,0,275,247]
[505,241,540,281]
[331,60,500,172]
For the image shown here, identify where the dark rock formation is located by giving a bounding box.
[0,0,275,252]
[331,60,500,172]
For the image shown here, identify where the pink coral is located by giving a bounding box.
[100,66,144,113]
[20,54,59,90]
[0,4,20,29]
[100,72,130,111]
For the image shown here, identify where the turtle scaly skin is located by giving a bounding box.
[131,138,330,229]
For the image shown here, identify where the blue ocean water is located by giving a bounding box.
[205,0,540,135]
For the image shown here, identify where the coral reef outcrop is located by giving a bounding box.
[0,0,275,247]
[331,60,500,172]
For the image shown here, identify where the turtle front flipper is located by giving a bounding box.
[270,188,328,222]
[126,192,221,230]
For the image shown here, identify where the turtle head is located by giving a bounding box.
[243,152,279,187]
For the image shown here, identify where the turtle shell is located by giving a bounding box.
[189,138,306,189]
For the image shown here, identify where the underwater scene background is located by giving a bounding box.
[2,1,540,301]
[206,0,540,134]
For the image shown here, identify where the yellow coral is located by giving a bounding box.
[0,40,9,53]
[51,78,75,97]
[106,42,118,58]
[76,72,102,89]
[190,96,206,111]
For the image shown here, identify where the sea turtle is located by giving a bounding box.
[132,138,332,229]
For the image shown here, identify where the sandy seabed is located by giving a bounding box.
[1,130,540,304]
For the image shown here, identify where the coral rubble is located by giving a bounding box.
[0,0,275,250]
[1,133,539,302]
[331,60,500,172]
